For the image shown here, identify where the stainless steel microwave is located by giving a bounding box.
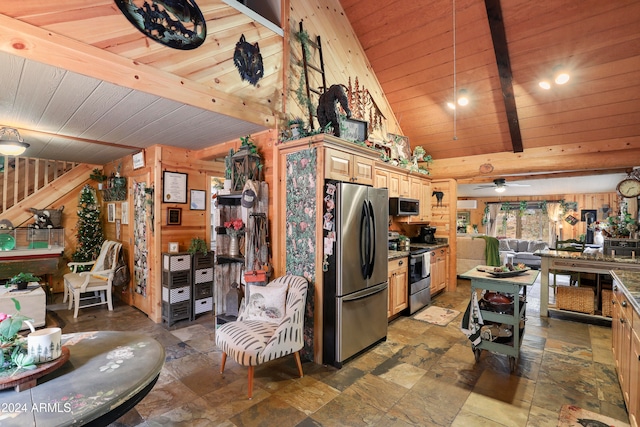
[389,197,419,216]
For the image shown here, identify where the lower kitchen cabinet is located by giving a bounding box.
[611,275,639,426]
[431,247,448,295]
[388,257,408,319]
[631,309,640,427]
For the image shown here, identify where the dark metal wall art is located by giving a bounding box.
[234,34,264,86]
[114,0,207,50]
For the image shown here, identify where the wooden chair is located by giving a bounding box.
[63,240,122,318]
[550,238,585,294]
[215,275,308,399]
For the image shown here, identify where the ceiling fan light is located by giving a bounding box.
[0,127,29,156]
[494,186,506,193]
[539,80,551,90]
[457,96,469,106]
[554,72,570,85]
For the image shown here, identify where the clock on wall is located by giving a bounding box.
[616,177,640,198]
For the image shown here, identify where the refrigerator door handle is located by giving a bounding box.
[341,282,387,302]
[359,201,368,279]
[367,200,376,278]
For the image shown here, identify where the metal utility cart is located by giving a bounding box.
[460,266,539,372]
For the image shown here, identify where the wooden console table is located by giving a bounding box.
[538,250,640,317]
[0,331,164,426]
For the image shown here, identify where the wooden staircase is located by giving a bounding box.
[0,156,96,227]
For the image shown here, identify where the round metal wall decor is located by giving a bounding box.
[114,0,207,50]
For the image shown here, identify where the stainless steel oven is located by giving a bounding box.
[408,247,431,314]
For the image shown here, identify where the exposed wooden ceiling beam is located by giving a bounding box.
[484,0,523,153]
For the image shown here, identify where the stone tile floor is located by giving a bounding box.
[49,274,628,426]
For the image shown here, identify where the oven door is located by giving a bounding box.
[409,250,429,282]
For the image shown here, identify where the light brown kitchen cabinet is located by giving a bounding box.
[431,247,448,295]
[388,257,408,318]
[325,147,374,185]
[375,168,389,191]
[631,309,640,427]
[612,280,634,419]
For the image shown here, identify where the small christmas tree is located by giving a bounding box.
[72,184,104,265]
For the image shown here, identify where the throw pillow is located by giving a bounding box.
[498,239,511,251]
[245,283,287,323]
[516,240,530,252]
[529,241,548,252]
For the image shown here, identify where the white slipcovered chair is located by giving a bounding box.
[64,240,122,318]
[215,274,308,399]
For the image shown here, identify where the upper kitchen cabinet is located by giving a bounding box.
[325,147,374,186]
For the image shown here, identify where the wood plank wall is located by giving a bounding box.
[286,0,401,137]
[459,192,621,240]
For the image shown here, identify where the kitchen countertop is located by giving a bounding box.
[388,243,449,260]
[610,270,640,315]
[536,249,640,266]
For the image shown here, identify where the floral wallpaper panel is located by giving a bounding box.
[285,148,317,361]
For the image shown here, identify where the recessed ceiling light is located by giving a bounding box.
[539,81,551,90]
[457,89,469,106]
[554,72,570,85]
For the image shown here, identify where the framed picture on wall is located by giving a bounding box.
[581,209,597,223]
[167,207,182,225]
[107,203,116,223]
[190,189,206,210]
[121,202,129,225]
[163,171,187,203]
[132,151,145,170]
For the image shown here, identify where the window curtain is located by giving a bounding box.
[487,203,502,237]
[546,202,562,246]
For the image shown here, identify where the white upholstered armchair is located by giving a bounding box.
[64,240,122,318]
[215,274,308,398]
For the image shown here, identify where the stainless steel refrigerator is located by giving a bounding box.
[323,181,389,368]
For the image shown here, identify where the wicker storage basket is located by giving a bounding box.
[601,289,613,317]
[556,286,595,315]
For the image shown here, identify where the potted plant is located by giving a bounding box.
[287,117,305,139]
[188,237,209,256]
[7,273,41,290]
[0,298,36,375]
[89,168,107,190]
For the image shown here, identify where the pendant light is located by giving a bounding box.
[0,127,29,156]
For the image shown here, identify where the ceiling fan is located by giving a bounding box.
[473,178,530,193]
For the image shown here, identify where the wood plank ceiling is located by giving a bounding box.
[339,0,640,181]
[0,1,278,165]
